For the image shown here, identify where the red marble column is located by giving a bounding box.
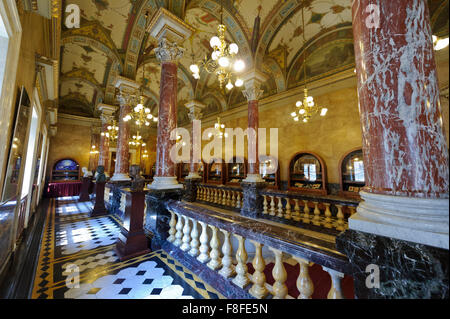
[247,100,259,175]
[185,101,205,179]
[353,0,449,198]
[155,61,177,178]
[98,122,110,171]
[113,103,132,180]
[241,70,268,182]
[89,128,100,171]
[149,38,184,189]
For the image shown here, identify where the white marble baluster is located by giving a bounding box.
[180,216,191,251]
[262,195,268,215]
[303,200,311,223]
[324,203,332,228]
[269,247,288,299]
[167,210,177,243]
[197,221,210,263]
[173,213,184,247]
[222,189,227,205]
[218,229,235,278]
[323,267,344,299]
[285,198,292,220]
[232,235,250,288]
[277,196,284,218]
[293,199,300,221]
[313,202,321,226]
[226,190,232,206]
[349,206,356,216]
[269,195,276,216]
[249,241,268,299]
[188,218,200,257]
[236,192,241,209]
[207,225,222,270]
[336,204,345,231]
[293,257,314,299]
[231,191,236,207]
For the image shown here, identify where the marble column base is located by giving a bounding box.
[144,189,184,250]
[110,173,131,182]
[336,229,449,299]
[115,190,151,261]
[183,177,201,202]
[78,177,92,202]
[350,191,449,249]
[148,176,183,190]
[243,174,265,183]
[90,182,107,217]
[240,181,266,218]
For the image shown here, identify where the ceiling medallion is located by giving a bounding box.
[189,0,245,90]
[290,5,327,123]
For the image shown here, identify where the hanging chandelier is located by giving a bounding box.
[128,131,147,148]
[207,117,228,138]
[123,63,158,127]
[189,0,245,90]
[290,6,327,123]
[100,120,119,141]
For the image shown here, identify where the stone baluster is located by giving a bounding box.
[249,241,268,299]
[173,213,184,247]
[276,196,284,218]
[207,225,222,270]
[293,199,300,221]
[222,189,227,206]
[236,192,241,209]
[232,235,250,288]
[207,188,211,202]
[293,257,314,299]
[218,229,235,278]
[313,202,321,226]
[324,203,332,228]
[336,204,345,231]
[269,195,276,216]
[180,216,191,251]
[227,190,232,206]
[323,267,344,299]
[167,210,177,243]
[214,189,219,204]
[269,247,288,299]
[197,221,210,263]
[285,198,292,220]
[262,195,268,215]
[231,191,236,207]
[188,218,200,257]
[303,200,311,223]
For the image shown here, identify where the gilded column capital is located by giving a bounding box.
[241,69,269,102]
[185,100,206,121]
[97,103,117,124]
[155,38,184,63]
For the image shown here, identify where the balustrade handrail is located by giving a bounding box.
[198,182,242,192]
[166,199,351,275]
[260,189,360,207]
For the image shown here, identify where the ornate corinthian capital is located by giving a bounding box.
[241,69,269,102]
[155,38,184,63]
[242,85,264,102]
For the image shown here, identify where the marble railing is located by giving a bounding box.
[165,200,352,299]
[196,184,244,211]
[259,190,359,232]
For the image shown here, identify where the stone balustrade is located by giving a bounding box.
[260,189,358,232]
[163,200,352,299]
[196,184,244,211]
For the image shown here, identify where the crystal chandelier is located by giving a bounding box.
[128,131,147,148]
[207,117,228,138]
[123,63,158,126]
[100,120,119,141]
[290,6,327,123]
[189,0,245,90]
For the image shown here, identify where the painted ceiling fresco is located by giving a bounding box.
[59,0,450,124]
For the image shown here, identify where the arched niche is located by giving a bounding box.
[288,151,327,195]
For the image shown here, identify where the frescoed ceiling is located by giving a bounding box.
[59,0,449,125]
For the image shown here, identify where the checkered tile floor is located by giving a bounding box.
[32,197,224,299]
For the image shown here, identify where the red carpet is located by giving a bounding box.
[247,262,354,299]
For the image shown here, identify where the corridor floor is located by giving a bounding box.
[31,197,224,299]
